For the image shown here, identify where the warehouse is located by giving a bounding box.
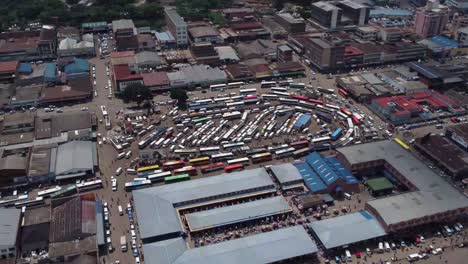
[446,123,468,151]
[185,196,291,232]
[308,210,386,251]
[269,163,304,189]
[133,168,276,243]
[53,141,98,181]
[336,140,468,232]
[142,226,318,264]
[295,161,327,193]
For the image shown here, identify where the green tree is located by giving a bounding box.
[170,88,189,109]
[121,83,153,107]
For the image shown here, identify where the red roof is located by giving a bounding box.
[230,21,263,31]
[113,64,142,81]
[249,64,270,74]
[142,72,169,87]
[345,46,363,56]
[0,61,19,72]
[111,51,135,58]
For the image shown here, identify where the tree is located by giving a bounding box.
[121,83,153,107]
[170,88,189,109]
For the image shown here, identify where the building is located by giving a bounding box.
[134,51,163,70]
[57,34,95,57]
[379,27,403,43]
[188,24,222,44]
[167,64,226,89]
[214,46,240,64]
[277,44,293,63]
[446,0,468,11]
[354,26,378,41]
[449,14,468,37]
[274,13,306,33]
[299,35,345,72]
[446,123,468,151]
[53,140,97,181]
[142,72,171,92]
[336,0,370,26]
[0,61,18,83]
[310,2,342,29]
[222,8,255,21]
[0,29,56,62]
[112,64,143,93]
[165,8,188,47]
[366,177,394,196]
[57,26,80,42]
[456,27,468,42]
[137,34,156,51]
[336,140,468,233]
[155,31,176,50]
[190,43,220,65]
[21,206,50,255]
[0,208,21,259]
[269,163,304,190]
[414,0,450,38]
[1,111,35,134]
[81,22,109,34]
[414,134,468,179]
[112,19,138,51]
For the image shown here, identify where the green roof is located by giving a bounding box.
[367,177,394,192]
[82,21,107,28]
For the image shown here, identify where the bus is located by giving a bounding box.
[292,95,309,101]
[50,185,77,199]
[272,91,290,97]
[111,138,123,152]
[260,81,276,88]
[147,171,172,183]
[239,88,257,95]
[173,166,198,176]
[340,107,352,116]
[290,140,309,149]
[137,165,160,173]
[165,174,191,184]
[246,148,268,156]
[316,111,333,123]
[271,87,288,93]
[14,197,45,208]
[275,147,295,158]
[228,82,244,89]
[211,152,234,161]
[317,87,334,94]
[124,180,151,191]
[289,83,305,89]
[261,94,278,101]
[138,169,163,178]
[200,162,224,173]
[223,142,245,149]
[331,128,343,141]
[189,157,210,166]
[210,83,227,91]
[311,136,331,144]
[76,179,103,192]
[162,160,185,171]
[37,186,62,198]
[192,117,211,124]
[309,98,324,105]
[199,146,220,153]
[224,163,244,173]
[394,138,410,150]
[293,148,310,158]
[227,157,250,165]
[0,195,28,207]
[174,148,198,156]
[351,115,360,126]
[251,153,272,164]
[338,88,349,98]
[105,116,111,130]
[100,105,108,117]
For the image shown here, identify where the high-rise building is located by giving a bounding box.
[336,0,370,26]
[414,0,450,38]
[301,34,345,72]
[311,2,342,29]
[165,8,188,47]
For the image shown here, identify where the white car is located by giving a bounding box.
[111,179,117,191]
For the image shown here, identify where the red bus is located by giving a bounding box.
[173,166,198,176]
[162,160,185,171]
[292,95,309,101]
[340,107,352,116]
[309,98,324,105]
[250,153,272,164]
[351,116,360,126]
[290,140,309,149]
[338,88,349,98]
[244,95,257,100]
[224,163,244,173]
[200,162,224,173]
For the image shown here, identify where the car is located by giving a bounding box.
[81,107,89,111]
[356,250,361,258]
[135,257,141,264]
[130,224,135,230]
[366,248,371,255]
[132,248,139,257]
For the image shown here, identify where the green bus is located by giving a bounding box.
[50,185,77,199]
[164,174,191,184]
[192,117,210,124]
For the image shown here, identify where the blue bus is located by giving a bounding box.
[331,128,343,141]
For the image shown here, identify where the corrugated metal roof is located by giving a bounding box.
[309,210,386,249]
[143,226,318,264]
[270,163,303,186]
[294,162,326,193]
[54,141,95,176]
[0,208,21,247]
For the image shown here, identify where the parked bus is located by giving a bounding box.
[272,91,290,97]
[0,195,28,207]
[200,162,224,173]
[210,83,227,91]
[50,185,77,199]
[173,166,198,176]
[199,146,220,153]
[271,87,288,93]
[227,157,250,165]
[316,87,334,94]
[189,157,210,166]
[331,128,343,141]
[311,136,331,144]
[138,169,162,178]
[260,81,276,88]
[239,88,257,95]
[309,98,324,105]
[261,94,278,101]
[137,165,160,173]
[124,180,151,191]
[211,152,234,161]
[223,142,245,149]
[293,148,310,158]
[162,160,185,171]
[147,171,172,183]
[316,111,333,123]
[228,82,244,89]
[351,115,360,125]
[274,147,295,158]
[338,88,349,98]
[224,163,244,173]
[290,140,309,149]
[37,186,62,198]
[165,174,191,184]
[76,179,103,192]
[289,83,305,89]
[174,148,198,156]
[100,105,108,116]
[251,153,272,164]
[14,197,45,208]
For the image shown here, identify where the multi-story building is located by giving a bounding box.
[354,26,378,41]
[112,19,138,51]
[379,27,403,43]
[310,1,342,29]
[0,208,21,259]
[274,13,306,33]
[188,23,222,44]
[449,14,468,37]
[0,61,18,83]
[0,28,56,62]
[456,27,468,42]
[336,0,370,26]
[277,44,293,63]
[301,34,345,72]
[414,0,450,38]
[165,8,188,47]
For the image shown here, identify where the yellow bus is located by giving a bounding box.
[137,164,160,173]
[394,138,410,150]
[189,156,210,166]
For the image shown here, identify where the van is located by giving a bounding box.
[384,242,391,252]
[407,253,421,261]
[131,230,136,239]
[127,169,137,175]
[118,205,123,215]
[344,193,351,200]
[345,250,352,262]
[125,151,132,159]
[378,242,384,253]
[117,152,125,160]
[116,167,123,176]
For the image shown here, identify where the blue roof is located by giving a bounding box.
[44,63,57,79]
[18,63,32,74]
[405,62,441,79]
[370,9,413,17]
[305,152,358,186]
[294,114,311,128]
[64,59,90,74]
[431,36,459,49]
[156,31,175,42]
[294,162,326,193]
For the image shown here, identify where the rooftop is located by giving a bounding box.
[133,168,275,241]
[0,208,21,247]
[54,141,96,176]
[188,26,219,38]
[142,226,318,264]
[309,210,386,249]
[165,8,186,26]
[0,61,18,72]
[337,140,468,227]
[312,1,341,12]
[270,163,304,186]
[112,19,135,31]
[448,123,468,142]
[367,177,394,192]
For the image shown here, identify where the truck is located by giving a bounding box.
[120,236,127,252]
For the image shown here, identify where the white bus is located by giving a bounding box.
[228,82,244,89]
[210,83,227,91]
[37,186,62,198]
[261,81,276,88]
[239,88,257,95]
[226,157,250,165]
[76,179,103,192]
